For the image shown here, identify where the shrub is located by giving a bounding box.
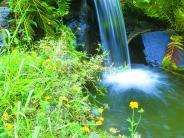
[8,0,71,45]
[123,0,184,34]
[0,30,108,137]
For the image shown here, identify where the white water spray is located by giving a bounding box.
[102,68,167,96]
[94,0,168,95]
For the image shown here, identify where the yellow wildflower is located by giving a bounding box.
[63,96,69,102]
[6,123,13,131]
[109,128,119,134]
[96,120,103,125]
[82,126,90,133]
[84,108,91,113]
[43,45,50,51]
[45,96,51,101]
[43,59,51,65]
[98,108,104,113]
[64,104,70,108]
[129,101,139,109]
[76,26,81,31]
[3,112,9,120]
[98,117,104,122]
[118,134,125,138]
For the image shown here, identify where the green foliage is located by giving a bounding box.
[0,0,7,6]
[124,0,184,34]
[162,35,184,70]
[128,101,143,138]
[0,33,109,137]
[8,0,71,45]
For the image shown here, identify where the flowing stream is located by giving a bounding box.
[93,0,184,137]
[94,0,130,67]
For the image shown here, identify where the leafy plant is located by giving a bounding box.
[8,0,71,45]
[162,35,184,70]
[128,101,143,138]
[0,33,108,137]
[123,0,184,34]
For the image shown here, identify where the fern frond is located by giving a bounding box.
[9,0,71,45]
[162,35,184,69]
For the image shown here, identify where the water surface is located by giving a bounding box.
[100,67,184,138]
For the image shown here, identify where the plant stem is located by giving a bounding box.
[134,112,142,134]
[131,109,135,138]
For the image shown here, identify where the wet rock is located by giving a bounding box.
[0,7,10,28]
[66,18,89,51]
[0,7,10,47]
[129,35,147,65]
[89,132,99,138]
[180,57,184,68]
[65,0,99,54]
[142,31,172,66]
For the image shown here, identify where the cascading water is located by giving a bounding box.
[94,0,167,95]
[94,0,130,67]
[93,1,184,137]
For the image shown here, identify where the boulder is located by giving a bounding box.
[142,31,172,66]
[142,31,184,68]
[0,7,10,28]
[0,7,10,47]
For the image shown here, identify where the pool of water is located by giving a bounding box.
[100,66,184,138]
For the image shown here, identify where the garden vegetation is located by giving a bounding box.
[0,0,183,137]
[0,0,110,137]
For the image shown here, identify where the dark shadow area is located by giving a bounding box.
[129,35,147,64]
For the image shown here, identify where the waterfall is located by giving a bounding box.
[94,0,131,67]
[94,0,166,95]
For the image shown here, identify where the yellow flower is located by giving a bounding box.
[96,120,103,125]
[98,108,104,113]
[43,59,51,65]
[129,101,139,109]
[63,96,69,102]
[3,112,9,120]
[98,117,104,122]
[6,123,13,131]
[76,26,81,31]
[64,104,70,108]
[43,45,50,51]
[45,96,51,101]
[48,22,51,25]
[82,126,90,133]
[109,128,119,134]
[118,134,125,138]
